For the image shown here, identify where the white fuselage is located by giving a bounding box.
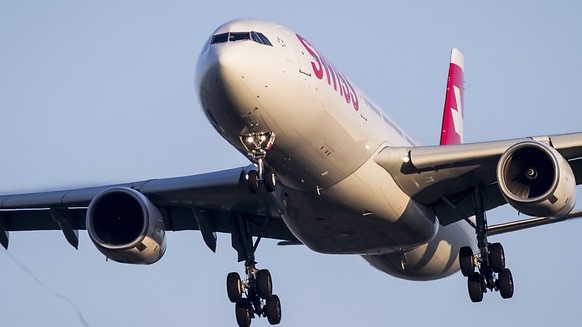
[196,19,474,281]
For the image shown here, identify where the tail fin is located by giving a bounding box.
[439,48,465,145]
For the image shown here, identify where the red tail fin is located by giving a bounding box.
[440,48,465,145]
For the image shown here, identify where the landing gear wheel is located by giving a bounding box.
[229,212,282,326]
[247,170,260,194]
[235,298,252,327]
[266,294,282,325]
[461,188,518,302]
[468,273,484,303]
[264,169,276,193]
[240,131,276,194]
[459,246,475,277]
[498,268,514,299]
[489,243,505,273]
[227,272,243,303]
[256,269,273,299]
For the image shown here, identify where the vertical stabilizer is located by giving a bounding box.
[440,48,465,145]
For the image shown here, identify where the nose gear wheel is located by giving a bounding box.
[240,132,277,193]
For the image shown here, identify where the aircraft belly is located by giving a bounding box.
[278,155,439,255]
[362,221,474,281]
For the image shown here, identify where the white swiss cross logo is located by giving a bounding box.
[451,85,463,143]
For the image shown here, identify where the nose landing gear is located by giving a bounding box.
[240,132,277,194]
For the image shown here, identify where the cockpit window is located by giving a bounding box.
[211,33,229,44]
[210,31,272,47]
[250,32,262,44]
[252,32,272,46]
[229,32,250,42]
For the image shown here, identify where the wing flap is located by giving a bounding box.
[0,208,85,231]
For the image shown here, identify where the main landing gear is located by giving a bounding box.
[227,214,282,327]
[227,266,282,327]
[240,131,277,194]
[459,188,514,302]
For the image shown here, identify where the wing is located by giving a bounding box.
[374,132,582,231]
[0,166,299,252]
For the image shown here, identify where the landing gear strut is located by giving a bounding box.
[459,188,514,302]
[227,214,282,326]
[240,132,277,193]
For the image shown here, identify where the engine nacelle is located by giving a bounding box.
[497,140,576,217]
[86,187,166,264]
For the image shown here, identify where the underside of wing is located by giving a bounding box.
[0,166,299,256]
[375,132,582,226]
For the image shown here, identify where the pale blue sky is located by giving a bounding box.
[1,1,582,326]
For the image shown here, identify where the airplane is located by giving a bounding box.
[2,18,582,327]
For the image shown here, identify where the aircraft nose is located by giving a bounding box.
[194,41,271,136]
[195,45,226,92]
[215,47,236,69]
[195,44,252,100]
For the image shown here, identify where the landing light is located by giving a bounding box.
[239,131,276,158]
[403,156,410,163]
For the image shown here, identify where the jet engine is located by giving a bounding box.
[86,187,166,264]
[496,140,576,217]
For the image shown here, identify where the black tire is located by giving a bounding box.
[489,243,505,273]
[264,169,276,193]
[498,268,514,299]
[247,170,260,194]
[459,246,475,277]
[468,273,484,303]
[235,298,252,327]
[227,272,243,303]
[256,269,273,299]
[266,294,282,325]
